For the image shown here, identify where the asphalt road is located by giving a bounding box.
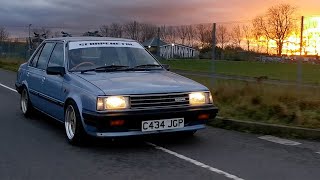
[1,69,320,180]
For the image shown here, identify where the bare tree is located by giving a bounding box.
[196,24,212,48]
[100,25,110,37]
[252,16,270,53]
[0,27,9,42]
[186,25,195,47]
[242,25,253,51]
[53,31,61,37]
[163,26,176,43]
[176,25,188,45]
[124,21,140,40]
[216,25,229,49]
[109,23,123,38]
[159,25,167,41]
[139,23,157,42]
[230,25,242,48]
[254,4,297,55]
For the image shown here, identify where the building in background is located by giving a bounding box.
[142,37,199,59]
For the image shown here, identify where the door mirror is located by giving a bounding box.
[46,66,65,76]
[162,64,170,71]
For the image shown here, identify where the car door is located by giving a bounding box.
[26,44,44,108]
[42,42,65,121]
[27,42,55,110]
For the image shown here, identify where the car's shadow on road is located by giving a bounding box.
[26,110,201,150]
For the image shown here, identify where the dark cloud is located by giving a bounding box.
[0,0,231,27]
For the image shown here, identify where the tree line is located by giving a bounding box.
[0,3,299,56]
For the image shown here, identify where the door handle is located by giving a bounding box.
[42,77,46,83]
[27,72,30,77]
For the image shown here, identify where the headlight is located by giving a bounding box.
[97,96,130,110]
[189,92,212,105]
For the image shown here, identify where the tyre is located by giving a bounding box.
[64,101,88,145]
[20,88,34,117]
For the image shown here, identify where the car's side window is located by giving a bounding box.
[47,43,64,67]
[29,45,44,67]
[36,43,55,70]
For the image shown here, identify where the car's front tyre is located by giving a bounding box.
[64,101,88,145]
[20,88,34,117]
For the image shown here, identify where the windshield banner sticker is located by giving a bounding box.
[69,41,144,50]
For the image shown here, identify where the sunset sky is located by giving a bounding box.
[1,0,319,36]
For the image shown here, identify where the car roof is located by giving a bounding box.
[46,37,136,42]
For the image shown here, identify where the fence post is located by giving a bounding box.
[157,27,160,57]
[211,23,217,88]
[298,16,304,86]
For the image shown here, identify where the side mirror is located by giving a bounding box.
[162,64,170,71]
[46,66,66,76]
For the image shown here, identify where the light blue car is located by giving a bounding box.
[15,37,218,145]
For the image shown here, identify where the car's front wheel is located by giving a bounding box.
[64,101,88,145]
[20,88,34,117]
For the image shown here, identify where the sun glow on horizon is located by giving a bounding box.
[283,16,320,55]
[246,16,320,56]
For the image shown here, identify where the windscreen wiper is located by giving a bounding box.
[80,65,130,73]
[133,64,162,69]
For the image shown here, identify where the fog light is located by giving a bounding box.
[110,120,125,126]
[198,114,210,120]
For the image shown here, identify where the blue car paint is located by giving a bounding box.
[16,37,218,138]
[74,70,208,95]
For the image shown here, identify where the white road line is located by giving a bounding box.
[146,142,245,180]
[259,135,301,146]
[0,83,17,93]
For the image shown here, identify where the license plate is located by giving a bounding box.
[141,118,184,132]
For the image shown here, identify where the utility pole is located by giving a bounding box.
[157,27,160,57]
[211,23,217,88]
[298,16,304,85]
[28,24,32,57]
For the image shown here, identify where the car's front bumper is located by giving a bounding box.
[82,105,218,137]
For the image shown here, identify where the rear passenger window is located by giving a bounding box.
[29,45,44,67]
[48,43,64,67]
[37,43,55,70]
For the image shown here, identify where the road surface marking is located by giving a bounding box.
[316,152,320,154]
[259,135,301,146]
[146,142,245,180]
[0,83,17,93]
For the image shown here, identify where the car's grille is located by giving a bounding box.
[130,93,190,109]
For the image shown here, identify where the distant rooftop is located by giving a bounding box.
[142,37,167,47]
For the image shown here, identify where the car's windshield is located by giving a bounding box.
[68,41,161,71]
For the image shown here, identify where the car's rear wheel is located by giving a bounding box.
[20,88,33,117]
[64,101,88,145]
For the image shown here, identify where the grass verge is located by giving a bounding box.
[0,58,24,72]
[161,59,320,84]
[0,61,23,72]
[183,74,320,130]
